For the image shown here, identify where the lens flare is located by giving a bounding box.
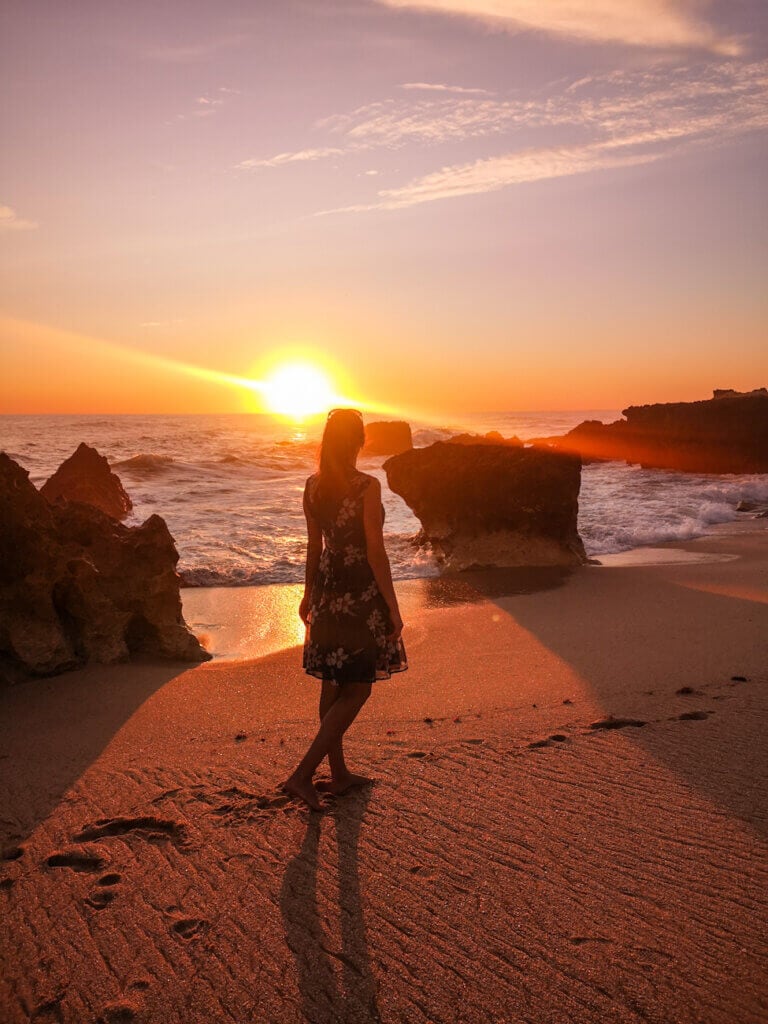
[261,362,339,418]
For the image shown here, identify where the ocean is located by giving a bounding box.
[3,412,768,586]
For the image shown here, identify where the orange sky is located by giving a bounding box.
[2,1,767,416]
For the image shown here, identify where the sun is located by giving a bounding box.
[260,361,339,418]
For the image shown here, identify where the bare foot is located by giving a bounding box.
[315,773,374,796]
[282,776,322,811]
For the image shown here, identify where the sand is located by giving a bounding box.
[1,524,767,1024]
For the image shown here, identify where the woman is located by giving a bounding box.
[283,408,407,810]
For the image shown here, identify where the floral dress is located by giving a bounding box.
[302,470,408,685]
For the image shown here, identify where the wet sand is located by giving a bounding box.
[1,526,767,1023]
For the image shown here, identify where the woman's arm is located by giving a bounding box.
[300,484,323,624]
[362,477,403,638]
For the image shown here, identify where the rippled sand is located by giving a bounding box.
[1,528,766,1023]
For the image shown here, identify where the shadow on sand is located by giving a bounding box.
[280,788,381,1024]
[0,660,189,850]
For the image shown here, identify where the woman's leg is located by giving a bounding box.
[284,682,372,809]
[317,680,374,794]
[319,680,347,780]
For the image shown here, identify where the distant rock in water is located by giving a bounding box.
[41,442,132,518]
[535,392,768,473]
[364,421,413,456]
[0,452,210,682]
[446,431,523,447]
[384,442,586,572]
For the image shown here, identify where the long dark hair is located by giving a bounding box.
[314,408,365,508]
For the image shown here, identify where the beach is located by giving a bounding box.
[1,523,766,1024]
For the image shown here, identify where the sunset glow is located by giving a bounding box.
[1,3,766,415]
[260,362,341,419]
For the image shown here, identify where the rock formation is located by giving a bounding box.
[41,442,133,519]
[384,442,586,572]
[446,431,522,447]
[364,421,413,456]
[0,452,210,681]
[535,392,768,473]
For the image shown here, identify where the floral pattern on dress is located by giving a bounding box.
[301,470,408,685]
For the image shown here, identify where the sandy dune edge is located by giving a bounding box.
[1,530,766,1023]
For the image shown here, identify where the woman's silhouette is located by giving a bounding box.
[284,408,407,810]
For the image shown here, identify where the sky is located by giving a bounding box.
[1,0,767,416]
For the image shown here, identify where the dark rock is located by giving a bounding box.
[446,431,523,447]
[713,387,767,399]
[384,442,586,571]
[363,421,412,456]
[0,452,210,681]
[41,442,132,519]
[533,392,768,473]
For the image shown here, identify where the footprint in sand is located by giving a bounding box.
[46,850,107,873]
[96,1000,139,1023]
[676,686,703,695]
[407,751,428,759]
[678,710,710,721]
[85,888,117,910]
[569,936,612,946]
[170,917,208,940]
[589,717,647,731]
[73,815,191,849]
[97,873,122,886]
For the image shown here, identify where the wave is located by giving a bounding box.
[411,427,457,447]
[580,469,768,555]
[112,453,176,474]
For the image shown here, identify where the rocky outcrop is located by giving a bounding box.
[364,421,413,456]
[41,442,132,519]
[536,392,768,473]
[447,431,522,447]
[713,387,767,400]
[0,452,210,681]
[384,442,586,571]
[364,421,411,458]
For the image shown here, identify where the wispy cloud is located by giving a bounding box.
[0,205,37,232]
[400,82,494,95]
[317,59,768,212]
[236,147,344,170]
[327,141,660,212]
[175,87,239,122]
[374,0,741,54]
[317,96,526,145]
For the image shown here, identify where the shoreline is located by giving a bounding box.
[1,520,766,1023]
[182,516,768,662]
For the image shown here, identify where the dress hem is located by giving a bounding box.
[304,664,408,685]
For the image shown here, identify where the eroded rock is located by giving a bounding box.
[41,442,132,519]
[384,442,586,571]
[534,391,768,473]
[0,452,210,681]
[364,421,413,456]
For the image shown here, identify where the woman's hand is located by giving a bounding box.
[387,608,404,641]
[299,595,311,625]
